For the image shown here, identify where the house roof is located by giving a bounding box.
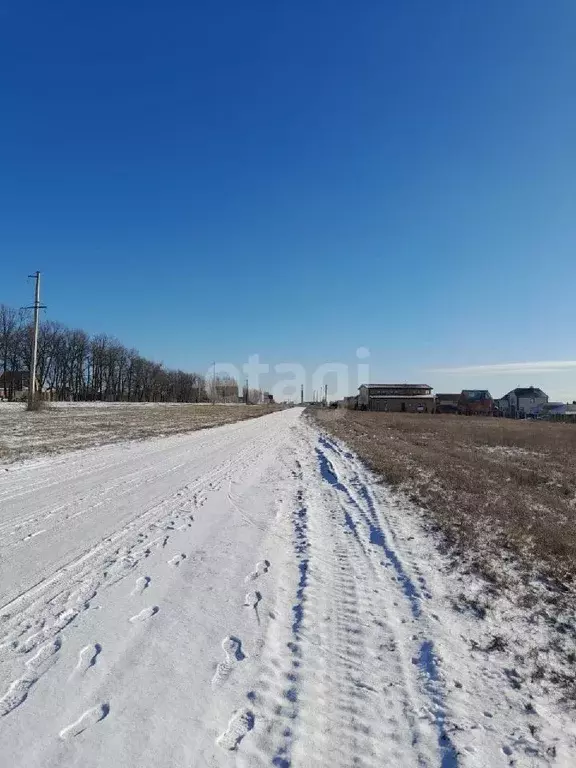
[538,403,576,415]
[460,390,492,401]
[436,393,460,400]
[360,383,432,390]
[501,387,547,400]
[513,387,546,398]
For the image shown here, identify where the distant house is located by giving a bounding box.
[499,387,548,418]
[0,371,30,400]
[435,393,460,415]
[533,402,576,422]
[458,390,493,416]
[358,384,435,413]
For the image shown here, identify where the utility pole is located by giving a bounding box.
[300,384,304,405]
[27,271,45,407]
[212,361,216,404]
[324,384,328,406]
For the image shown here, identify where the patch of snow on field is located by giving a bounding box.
[479,444,544,458]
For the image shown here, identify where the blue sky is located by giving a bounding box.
[1,1,575,400]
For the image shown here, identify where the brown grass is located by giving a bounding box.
[313,409,576,698]
[312,410,576,586]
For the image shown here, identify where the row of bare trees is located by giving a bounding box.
[0,304,247,403]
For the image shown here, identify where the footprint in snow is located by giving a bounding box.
[0,677,36,717]
[130,576,151,597]
[73,644,101,676]
[244,591,262,624]
[212,636,245,686]
[129,606,158,623]
[26,637,62,673]
[0,638,61,716]
[244,591,261,610]
[245,560,270,582]
[217,709,254,751]
[59,703,109,738]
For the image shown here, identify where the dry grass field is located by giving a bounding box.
[0,402,280,463]
[312,408,576,697]
[312,409,576,583]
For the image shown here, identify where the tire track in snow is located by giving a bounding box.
[0,420,281,616]
[297,455,423,767]
[238,424,458,767]
[0,420,283,709]
[315,435,458,767]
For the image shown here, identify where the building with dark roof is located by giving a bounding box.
[499,387,548,418]
[358,384,435,412]
[435,393,460,414]
[458,390,494,416]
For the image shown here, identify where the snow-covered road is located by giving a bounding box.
[0,408,573,767]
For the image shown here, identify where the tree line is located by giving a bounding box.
[0,304,262,403]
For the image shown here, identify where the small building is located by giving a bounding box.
[533,402,576,422]
[0,371,31,400]
[458,390,493,416]
[499,387,548,418]
[358,384,435,413]
[435,393,460,415]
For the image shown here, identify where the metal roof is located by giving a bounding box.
[502,387,547,399]
[460,390,492,401]
[360,383,432,389]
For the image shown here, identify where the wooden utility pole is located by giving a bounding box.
[27,271,45,407]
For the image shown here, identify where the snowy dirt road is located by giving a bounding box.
[0,408,574,767]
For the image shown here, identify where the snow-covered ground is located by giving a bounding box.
[0,402,277,463]
[0,408,574,767]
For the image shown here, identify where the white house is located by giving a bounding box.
[499,387,548,418]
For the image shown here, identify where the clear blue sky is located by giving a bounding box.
[2,1,575,399]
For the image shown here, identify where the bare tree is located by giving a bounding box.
[0,301,210,404]
[0,305,24,399]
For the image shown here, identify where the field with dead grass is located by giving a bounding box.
[312,408,576,697]
[0,402,281,463]
[313,409,576,580]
